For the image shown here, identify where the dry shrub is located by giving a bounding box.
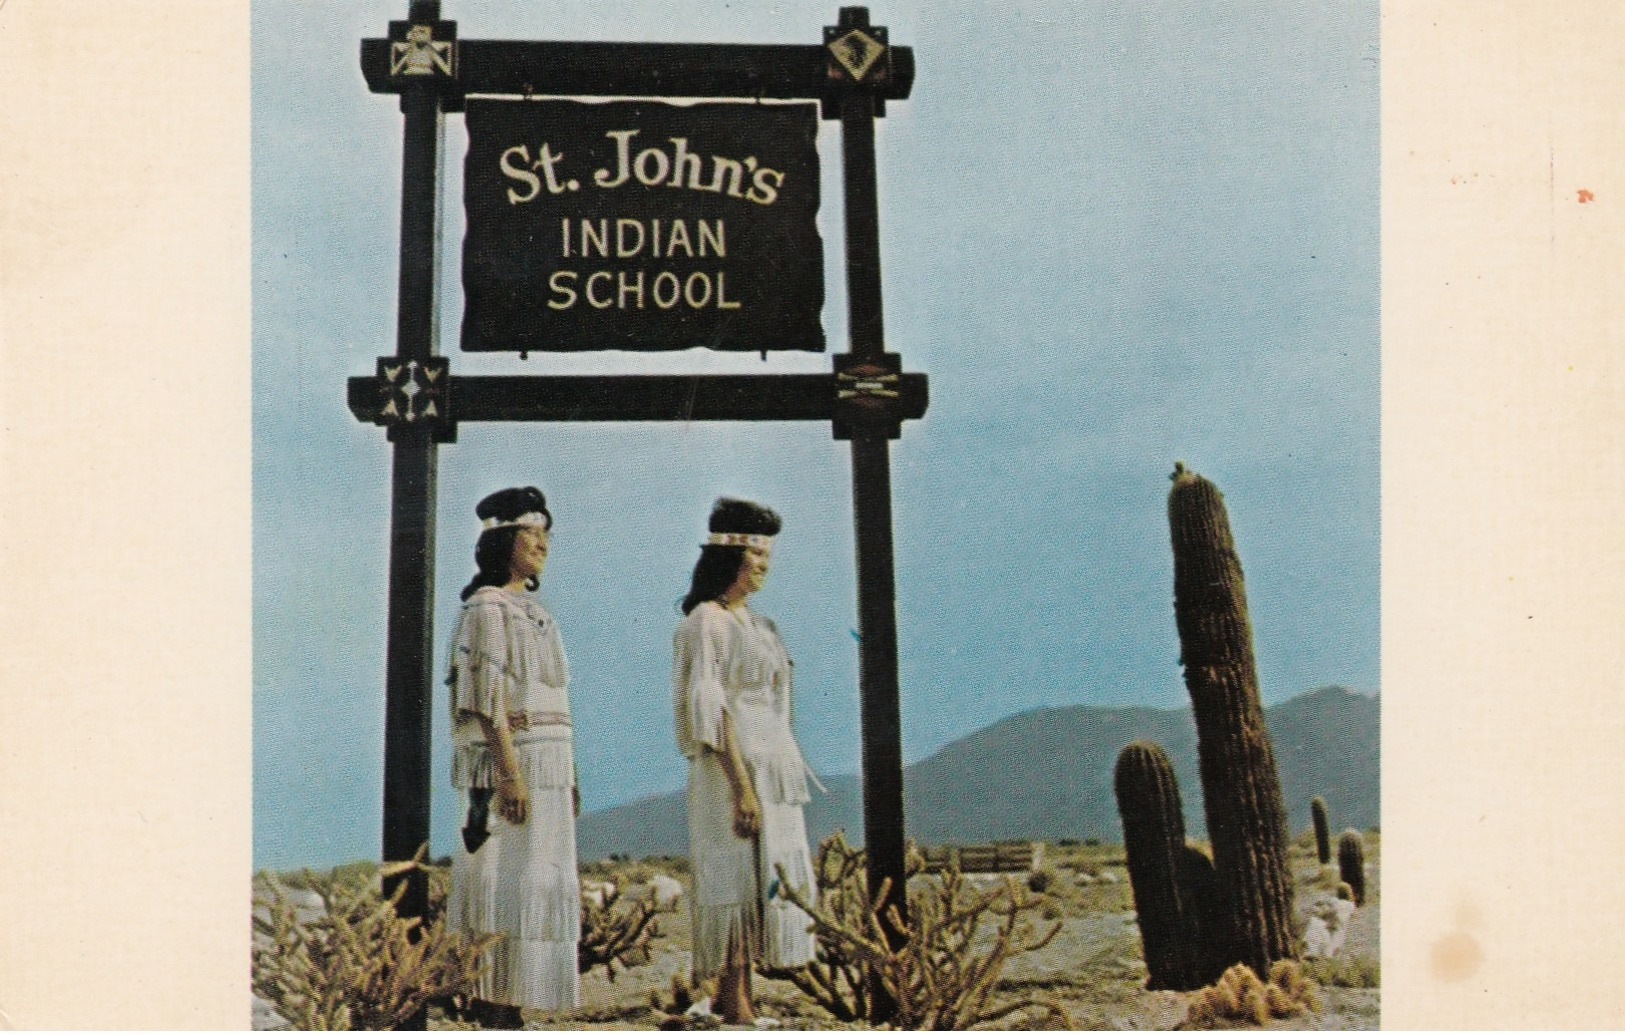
[1307,865,1343,894]
[617,860,658,885]
[1303,954,1380,988]
[578,882,673,981]
[1183,961,1320,1029]
[775,832,1072,1030]
[252,850,494,1030]
[646,853,692,877]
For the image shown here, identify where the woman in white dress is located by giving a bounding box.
[445,486,581,1027]
[673,497,822,1024]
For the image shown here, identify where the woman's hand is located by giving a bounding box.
[497,776,530,825]
[476,713,528,825]
[717,711,760,840]
[732,787,761,839]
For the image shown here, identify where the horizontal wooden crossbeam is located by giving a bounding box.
[360,38,915,101]
[347,372,927,424]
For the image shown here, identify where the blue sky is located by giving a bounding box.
[253,0,1378,871]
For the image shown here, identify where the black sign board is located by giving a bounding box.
[461,99,825,352]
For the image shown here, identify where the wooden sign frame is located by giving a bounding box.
[347,3,926,1017]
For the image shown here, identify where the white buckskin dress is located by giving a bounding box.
[445,585,581,1012]
[673,600,823,980]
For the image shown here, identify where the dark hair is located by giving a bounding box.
[475,486,551,529]
[459,487,554,601]
[680,498,781,614]
[459,525,536,601]
[681,545,745,615]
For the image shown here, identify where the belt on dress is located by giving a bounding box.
[507,709,571,731]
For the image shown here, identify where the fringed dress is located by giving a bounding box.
[673,601,822,980]
[444,585,581,1011]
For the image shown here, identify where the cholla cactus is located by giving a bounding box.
[578,882,673,981]
[1168,463,1297,977]
[775,831,879,1021]
[251,850,494,1031]
[775,833,1071,1030]
[1337,830,1366,905]
[1311,797,1332,865]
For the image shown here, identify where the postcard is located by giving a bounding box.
[0,1,1618,1029]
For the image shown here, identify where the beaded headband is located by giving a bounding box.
[706,532,772,549]
[482,511,549,531]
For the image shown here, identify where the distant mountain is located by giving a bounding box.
[578,685,1378,860]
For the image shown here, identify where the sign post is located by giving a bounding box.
[828,8,911,1003]
[377,0,455,942]
[352,5,923,1020]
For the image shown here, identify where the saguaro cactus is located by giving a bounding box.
[1167,463,1297,976]
[1337,829,1366,905]
[1177,843,1228,988]
[1311,797,1332,865]
[1115,741,1206,990]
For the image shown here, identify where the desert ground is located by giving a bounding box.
[254,833,1379,1031]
